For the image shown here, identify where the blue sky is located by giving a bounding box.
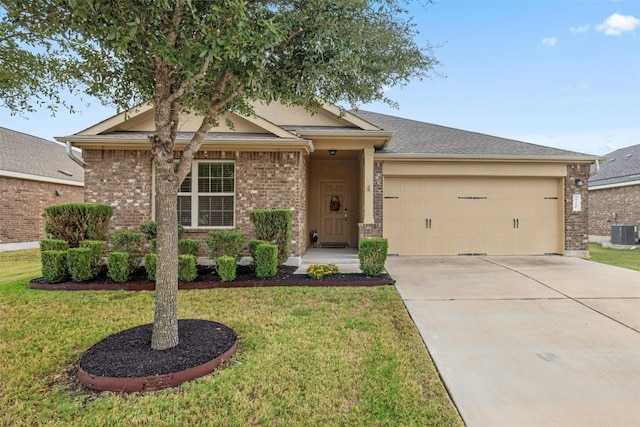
[2,0,639,156]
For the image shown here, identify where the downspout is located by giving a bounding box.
[66,141,85,168]
[589,159,599,176]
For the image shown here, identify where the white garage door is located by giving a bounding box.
[383,177,563,255]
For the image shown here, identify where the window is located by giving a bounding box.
[177,161,235,227]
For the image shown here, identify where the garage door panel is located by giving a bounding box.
[383,177,562,256]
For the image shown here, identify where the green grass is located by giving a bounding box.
[0,250,462,427]
[589,243,640,271]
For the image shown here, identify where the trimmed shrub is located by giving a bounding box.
[41,250,68,283]
[358,238,389,277]
[107,252,130,283]
[206,230,246,262]
[43,203,113,247]
[40,239,69,252]
[255,243,278,279]
[179,239,200,257]
[80,240,106,276]
[144,253,157,281]
[248,239,269,263]
[67,248,93,282]
[110,228,145,271]
[140,221,185,240]
[306,263,340,279]
[150,238,157,254]
[216,256,237,282]
[250,209,294,264]
[178,255,197,282]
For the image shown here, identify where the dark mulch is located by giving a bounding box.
[79,319,236,378]
[29,265,395,290]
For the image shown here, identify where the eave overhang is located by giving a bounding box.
[374,152,603,164]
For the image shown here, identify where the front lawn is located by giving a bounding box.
[589,243,640,271]
[0,250,462,426]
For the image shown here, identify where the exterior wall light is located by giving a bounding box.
[328,150,337,155]
[575,178,584,186]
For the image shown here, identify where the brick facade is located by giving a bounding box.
[0,176,83,243]
[564,163,590,254]
[589,184,640,236]
[83,149,308,258]
[358,162,384,240]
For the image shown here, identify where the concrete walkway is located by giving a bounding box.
[386,255,640,427]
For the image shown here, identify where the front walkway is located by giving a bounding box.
[296,247,361,273]
[387,255,640,427]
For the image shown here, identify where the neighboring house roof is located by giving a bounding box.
[589,144,640,189]
[0,127,84,186]
[352,110,598,161]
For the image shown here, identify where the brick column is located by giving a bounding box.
[564,163,590,257]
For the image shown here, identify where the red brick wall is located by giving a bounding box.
[0,176,84,243]
[564,164,590,253]
[589,184,640,236]
[83,149,308,258]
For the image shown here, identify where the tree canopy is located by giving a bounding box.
[1,0,439,350]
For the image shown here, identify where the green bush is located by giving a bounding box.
[107,252,130,283]
[43,203,113,247]
[80,240,106,276]
[144,253,157,281]
[40,239,69,252]
[306,263,340,279]
[206,230,246,262]
[41,250,68,283]
[255,243,278,279]
[67,248,93,282]
[179,239,200,257]
[140,221,185,240]
[216,256,237,282]
[110,228,145,271]
[250,209,294,264]
[150,238,157,254]
[178,255,197,282]
[358,238,389,277]
[248,239,269,262]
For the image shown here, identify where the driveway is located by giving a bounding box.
[386,256,640,427]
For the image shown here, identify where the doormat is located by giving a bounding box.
[320,242,348,248]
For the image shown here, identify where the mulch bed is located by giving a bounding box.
[28,265,395,290]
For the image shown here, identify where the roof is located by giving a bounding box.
[589,144,640,188]
[352,110,598,160]
[0,127,84,185]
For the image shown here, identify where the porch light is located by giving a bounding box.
[574,178,584,186]
[328,150,337,156]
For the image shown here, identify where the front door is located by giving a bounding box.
[319,181,349,246]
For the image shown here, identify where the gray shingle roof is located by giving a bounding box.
[589,144,640,187]
[0,127,84,183]
[351,110,594,158]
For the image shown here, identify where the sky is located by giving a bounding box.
[1,0,639,156]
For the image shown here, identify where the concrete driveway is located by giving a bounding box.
[386,256,640,427]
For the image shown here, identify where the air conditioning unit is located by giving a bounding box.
[610,225,639,245]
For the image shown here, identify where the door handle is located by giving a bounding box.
[513,218,516,229]
[425,218,432,229]
[516,219,519,229]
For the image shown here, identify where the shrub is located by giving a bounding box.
[306,263,340,279]
[250,209,294,264]
[140,221,185,240]
[178,255,197,282]
[255,243,278,279]
[144,253,157,281]
[67,248,93,282]
[359,238,389,277]
[216,256,237,282]
[80,240,106,276]
[107,252,130,283]
[41,250,68,283]
[43,203,112,247]
[150,238,157,254]
[179,239,200,257]
[206,230,245,262]
[40,239,69,252]
[248,239,269,270]
[110,228,145,271]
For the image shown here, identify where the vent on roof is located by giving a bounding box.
[609,158,616,162]
[625,153,634,158]
[57,169,73,176]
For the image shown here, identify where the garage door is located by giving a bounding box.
[383,177,563,255]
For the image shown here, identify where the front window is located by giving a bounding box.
[177,161,235,227]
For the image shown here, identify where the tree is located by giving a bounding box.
[1,0,439,350]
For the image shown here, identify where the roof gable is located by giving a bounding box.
[0,127,84,184]
[590,144,640,187]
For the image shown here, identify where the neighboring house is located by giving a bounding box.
[55,102,598,261]
[588,144,640,238]
[0,127,84,245]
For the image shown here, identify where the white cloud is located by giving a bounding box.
[542,36,557,47]
[570,25,590,34]
[597,13,640,36]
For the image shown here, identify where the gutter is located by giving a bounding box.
[66,141,85,168]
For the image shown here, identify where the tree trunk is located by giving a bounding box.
[151,157,180,350]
